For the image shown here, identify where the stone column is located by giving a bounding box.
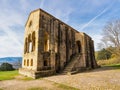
[50,18,56,71]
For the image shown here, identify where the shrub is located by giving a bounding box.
[0,63,15,71]
[97,57,120,66]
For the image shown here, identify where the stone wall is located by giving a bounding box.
[19,9,98,78]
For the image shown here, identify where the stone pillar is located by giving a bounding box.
[50,18,56,71]
[81,33,87,67]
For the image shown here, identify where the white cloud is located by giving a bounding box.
[0,0,120,57]
[19,0,30,10]
[40,0,45,8]
[0,2,25,57]
[90,34,103,51]
[80,7,109,31]
[41,0,74,23]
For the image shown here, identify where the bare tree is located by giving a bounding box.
[99,20,120,56]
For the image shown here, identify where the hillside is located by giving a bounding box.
[0,57,22,69]
[0,57,22,63]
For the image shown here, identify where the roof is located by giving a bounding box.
[25,8,92,37]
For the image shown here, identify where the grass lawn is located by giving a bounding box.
[0,70,18,81]
[104,64,120,69]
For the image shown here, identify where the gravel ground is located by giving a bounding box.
[45,67,120,90]
[0,67,120,90]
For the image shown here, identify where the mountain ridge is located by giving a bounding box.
[0,57,22,64]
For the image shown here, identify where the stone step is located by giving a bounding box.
[62,54,81,74]
[63,70,71,72]
[62,71,78,75]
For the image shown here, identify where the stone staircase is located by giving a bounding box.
[62,53,81,74]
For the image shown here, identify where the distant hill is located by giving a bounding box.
[0,57,22,69]
[0,57,22,63]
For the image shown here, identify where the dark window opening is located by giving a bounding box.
[76,41,81,53]
[27,59,29,66]
[44,60,48,66]
[29,21,32,27]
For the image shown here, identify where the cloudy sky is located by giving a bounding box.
[0,0,120,57]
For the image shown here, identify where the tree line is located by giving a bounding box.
[97,19,120,61]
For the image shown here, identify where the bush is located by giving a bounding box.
[97,57,120,66]
[0,63,15,71]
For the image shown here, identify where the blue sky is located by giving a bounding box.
[0,0,120,57]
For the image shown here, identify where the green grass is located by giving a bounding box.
[20,77,34,81]
[0,70,19,81]
[0,88,3,90]
[104,64,120,69]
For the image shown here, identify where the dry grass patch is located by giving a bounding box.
[54,83,79,90]
[97,57,120,66]
[28,87,48,90]
[15,75,34,81]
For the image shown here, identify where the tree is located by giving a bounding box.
[0,63,14,71]
[96,48,112,60]
[99,20,120,56]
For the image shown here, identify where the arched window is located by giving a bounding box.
[31,59,33,66]
[76,41,81,53]
[55,42,58,53]
[44,31,49,52]
[32,32,35,51]
[24,59,26,66]
[28,34,32,53]
[24,38,28,54]
[29,21,32,27]
[44,60,48,66]
[27,59,29,66]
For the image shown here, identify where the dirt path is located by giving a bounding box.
[0,79,61,90]
[0,67,120,90]
[45,67,120,90]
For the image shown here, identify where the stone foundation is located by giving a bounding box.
[19,68,55,79]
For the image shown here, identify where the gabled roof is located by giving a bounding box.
[25,8,41,27]
[25,8,92,37]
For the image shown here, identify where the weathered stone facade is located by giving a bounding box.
[19,9,98,78]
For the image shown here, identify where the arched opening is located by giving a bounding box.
[76,41,81,53]
[44,60,48,66]
[24,59,26,66]
[31,59,33,66]
[32,32,35,51]
[28,34,32,53]
[55,42,58,53]
[44,31,49,52]
[27,59,29,66]
[29,21,32,27]
[24,38,28,54]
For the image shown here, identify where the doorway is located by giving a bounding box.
[76,41,81,53]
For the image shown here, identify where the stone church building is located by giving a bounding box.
[19,9,98,79]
